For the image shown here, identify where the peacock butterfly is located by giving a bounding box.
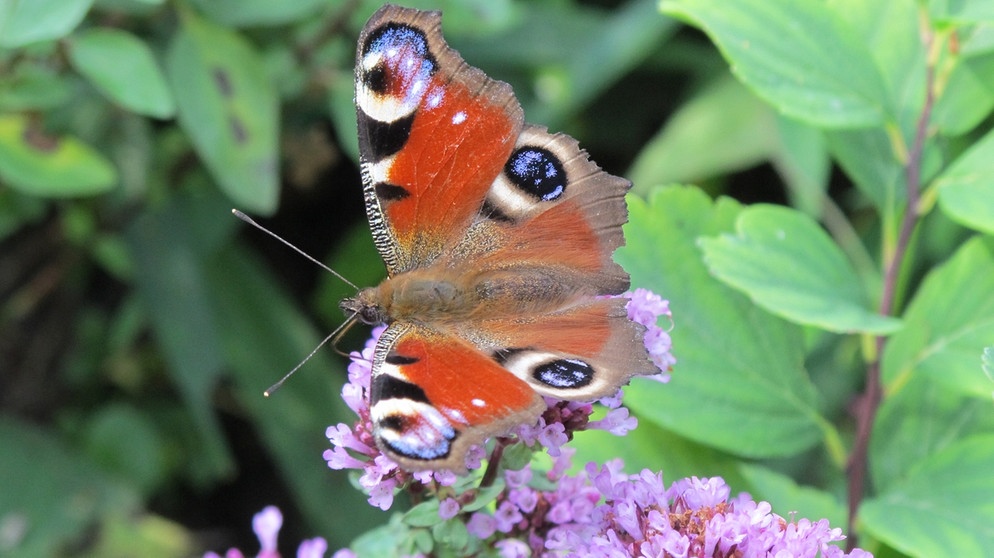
[340,4,658,472]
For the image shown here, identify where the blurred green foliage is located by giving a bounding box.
[1,0,993,556]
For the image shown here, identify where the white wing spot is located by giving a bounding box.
[427,90,444,109]
[452,111,467,125]
[471,398,486,407]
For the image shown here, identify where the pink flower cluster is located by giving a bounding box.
[468,458,873,557]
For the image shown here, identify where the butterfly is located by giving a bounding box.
[340,4,658,472]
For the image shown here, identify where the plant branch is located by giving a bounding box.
[846,33,936,550]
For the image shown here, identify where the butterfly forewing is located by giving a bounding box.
[355,6,524,275]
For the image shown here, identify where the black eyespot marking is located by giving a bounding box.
[361,23,437,93]
[379,415,404,432]
[366,64,388,94]
[375,182,410,201]
[358,111,415,160]
[534,358,594,389]
[504,147,567,201]
[384,354,419,366]
[371,374,429,403]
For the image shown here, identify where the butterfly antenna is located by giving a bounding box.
[331,312,362,359]
[264,315,357,396]
[232,208,358,290]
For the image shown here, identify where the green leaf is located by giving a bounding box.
[536,0,678,126]
[572,416,747,488]
[404,501,443,528]
[0,0,92,47]
[933,52,994,137]
[825,127,903,213]
[619,187,827,458]
[166,7,279,214]
[189,0,326,26]
[882,237,994,398]
[936,127,994,235]
[660,0,889,127]
[350,515,413,558]
[930,0,994,24]
[0,113,116,196]
[0,64,73,111]
[68,28,176,118]
[462,479,506,512]
[82,403,168,496]
[870,374,994,493]
[628,75,777,193]
[832,0,924,131]
[699,204,902,333]
[861,435,994,557]
[984,347,994,389]
[432,519,469,552]
[0,417,138,556]
[126,196,233,481]
[771,115,830,217]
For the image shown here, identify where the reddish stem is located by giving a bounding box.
[846,38,936,549]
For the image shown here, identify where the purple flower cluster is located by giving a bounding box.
[322,290,674,510]
[462,457,871,558]
[204,506,326,558]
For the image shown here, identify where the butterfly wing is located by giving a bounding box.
[369,322,545,471]
[355,6,524,274]
[354,6,658,472]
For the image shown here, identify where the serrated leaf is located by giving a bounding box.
[870,374,994,493]
[699,204,902,333]
[861,435,994,557]
[936,127,994,235]
[660,0,889,127]
[166,7,278,214]
[628,74,777,193]
[0,0,92,47]
[882,237,994,398]
[68,28,175,118]
[0,113,116,196]
[619,187,826,458]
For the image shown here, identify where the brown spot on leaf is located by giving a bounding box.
[212,67,234,97]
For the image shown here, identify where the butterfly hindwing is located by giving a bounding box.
[369,322,545,472]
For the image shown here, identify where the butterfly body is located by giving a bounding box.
[345,5,657,471]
